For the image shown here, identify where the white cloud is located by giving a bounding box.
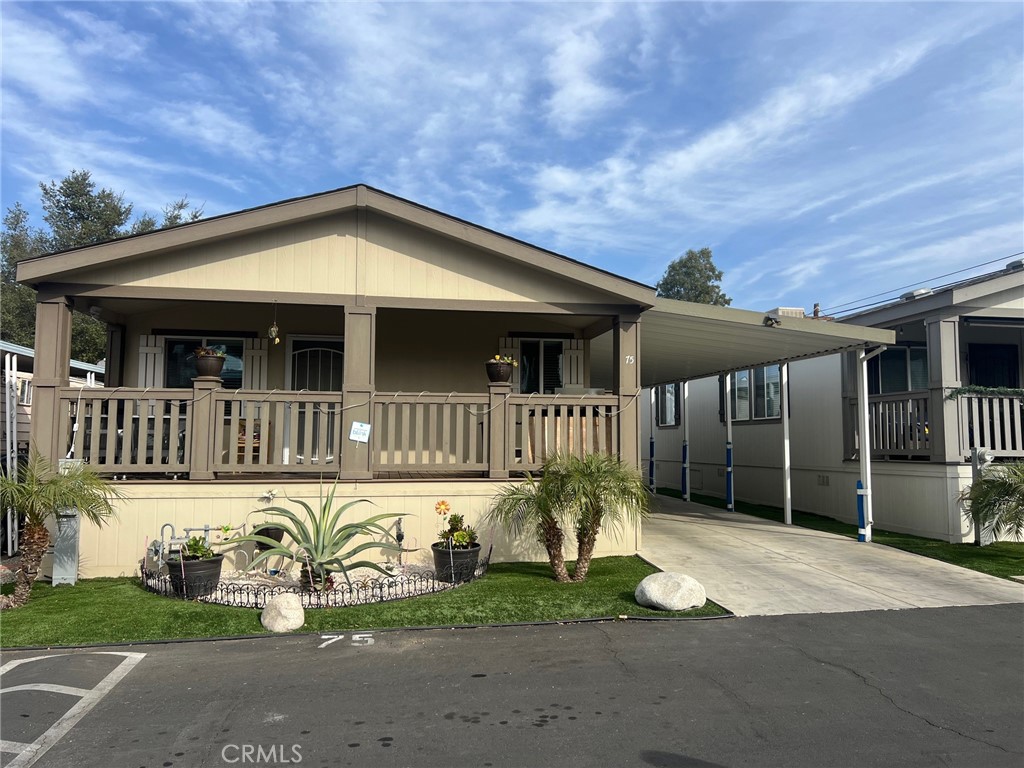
[148,103,274,164]
[1,13,95,107]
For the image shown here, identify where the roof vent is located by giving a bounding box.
[1007,258,1023,271]
[900,288,933,302]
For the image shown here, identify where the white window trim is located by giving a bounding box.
[656,383,680,427]
[729,365,784,422]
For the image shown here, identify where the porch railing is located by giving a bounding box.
[957,394,1024,457]
[371,393,490,472]
[866,392,930,458]
[55,386,623,478]
[58,388,193,473]
[212,390,345,473]
[509,394,619,471]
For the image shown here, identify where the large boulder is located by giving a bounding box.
[635,572,706,611]
[261,593,305,632]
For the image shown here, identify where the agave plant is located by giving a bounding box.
[233,484,405,590]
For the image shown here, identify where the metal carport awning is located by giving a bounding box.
[624,298,894,542]
[638,298,893,386]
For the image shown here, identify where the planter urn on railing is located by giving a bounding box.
[485,354,517,383]
[193,346,226,378]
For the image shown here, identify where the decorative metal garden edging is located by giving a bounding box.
[141,558,486,609]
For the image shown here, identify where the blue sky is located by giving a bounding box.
[2,1,1021,315]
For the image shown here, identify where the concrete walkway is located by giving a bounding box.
[640,496,1024,616]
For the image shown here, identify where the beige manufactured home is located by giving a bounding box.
[16,185,891,577]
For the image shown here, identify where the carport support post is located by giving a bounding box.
[856,346,885,542]
[781,363,792,525]
[725,373,734,511]
[682,381,690,501]
[648,389,656,491]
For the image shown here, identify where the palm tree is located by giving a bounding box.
[0,452,125,608]
[487,461,572,582]
[555,452,650,582]
[959,461,1024,544]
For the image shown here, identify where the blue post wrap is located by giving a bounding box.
[857,479,866,542]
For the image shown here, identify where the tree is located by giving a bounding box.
[487,466,573,582]
[0,452,125,609]
[959,462,1024,543]
[656,247,732,305]
[1,171,202,362]
[487,452,650,583]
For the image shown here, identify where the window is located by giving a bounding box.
[17,378,32,405]
[164,337,244,389]
[656,383,680,427]
[518,339,564,394]
[724,364,782,421]
[867,346,927,395]
[287,336,344,391]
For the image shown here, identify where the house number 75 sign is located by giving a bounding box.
[625,355,635,364]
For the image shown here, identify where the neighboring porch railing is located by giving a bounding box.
[865,392,930,458]
[957,394,1024,457]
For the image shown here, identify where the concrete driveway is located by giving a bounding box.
[640,496,1024,616]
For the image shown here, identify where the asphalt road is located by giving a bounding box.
[2,604,1022,768]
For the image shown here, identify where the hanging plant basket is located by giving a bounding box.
[485,361,513,383]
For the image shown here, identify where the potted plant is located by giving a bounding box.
[165,535,225,598]
[193,345,226,378]
[251,521,286,552]
[431,500,481,583]
[485,354,517,383]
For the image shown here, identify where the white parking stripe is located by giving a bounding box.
[2,684,92,697]
[0,652,145,768]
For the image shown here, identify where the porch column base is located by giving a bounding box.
[488,382,511,479]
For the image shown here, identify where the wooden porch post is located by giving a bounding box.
[614,314,641,468]
[487,382,511,479]
[29,296,73,464]
[189,376,221,480]
[341,306,375,480]
[926,316,962,463]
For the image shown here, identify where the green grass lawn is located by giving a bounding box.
[0,556,727,648]
[658,488,1024,581]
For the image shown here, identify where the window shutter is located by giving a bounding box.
[138,335,163,387]
[563,340,584,386]
[499,337,520,387]
[243,338,269,389]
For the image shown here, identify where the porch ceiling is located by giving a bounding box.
[635,299,895,386]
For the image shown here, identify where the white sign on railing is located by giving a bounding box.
[349,421,371,443]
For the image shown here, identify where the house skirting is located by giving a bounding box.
[61,479,642,579]
[653,459,977,543]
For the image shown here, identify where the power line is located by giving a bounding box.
[821,252,1023,314]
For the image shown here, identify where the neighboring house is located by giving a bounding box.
[2,339,104,462]
[645,260,1024,543]
[15,184,889,577]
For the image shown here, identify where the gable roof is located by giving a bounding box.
[16,184,655,307]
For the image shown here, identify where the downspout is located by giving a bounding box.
[856,345,886,542]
